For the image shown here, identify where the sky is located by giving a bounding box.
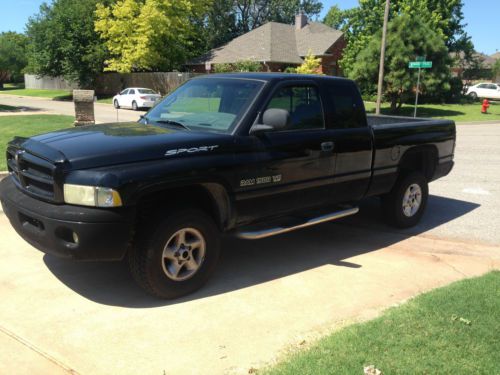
[0,0,498,55]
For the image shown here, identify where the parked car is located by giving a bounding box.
[466,82,500,100]
[112,87,162,110]
[0,73,456,299]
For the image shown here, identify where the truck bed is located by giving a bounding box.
[367,114,451,128]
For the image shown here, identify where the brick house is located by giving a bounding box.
[187,13,346,76]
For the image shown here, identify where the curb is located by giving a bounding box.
[0,172,8,180]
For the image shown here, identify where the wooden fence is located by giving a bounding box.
[24,72,202,96]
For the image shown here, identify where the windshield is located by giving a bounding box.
[145,78,263,133]
[138,89,156,94]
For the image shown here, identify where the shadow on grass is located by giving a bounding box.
[0,104,45,113]
[43,195,480,308]
[52,94,73,101]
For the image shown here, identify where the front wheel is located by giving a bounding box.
[382,172,429,228]
[468,92,478,101]
[128,208,220,299]
[113,99,120,109]
[132,101,138,111]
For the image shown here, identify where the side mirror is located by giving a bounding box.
[250,108,290,136]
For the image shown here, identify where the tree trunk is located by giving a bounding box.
[390,97,398,113]
[0,82,4,90]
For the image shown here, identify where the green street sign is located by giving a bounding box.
[409,61,432,69]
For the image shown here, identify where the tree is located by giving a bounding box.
[0,32,28,88]
[492,59,500,82]
[333,0,472,76]
[204,0,322,49]
[350,14,450,112]
[25,0,108,87]
[295,51,322,74]
[95,0,209,73]
[322,5,349,31]
[202,0,239,50]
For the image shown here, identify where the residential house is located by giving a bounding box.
[187,13,346,76]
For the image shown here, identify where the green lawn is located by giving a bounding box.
[364,101,500,122]
[0,84,72,100]
[0,115,74,170]
[264,271,500,375]
[0,83,113,103]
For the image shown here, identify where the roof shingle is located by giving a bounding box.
[188,21,343,65]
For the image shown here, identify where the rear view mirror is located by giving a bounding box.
[250,108,291,136]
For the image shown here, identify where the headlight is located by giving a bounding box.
[63,184,122,207]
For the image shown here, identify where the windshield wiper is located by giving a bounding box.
[152,119,190,131]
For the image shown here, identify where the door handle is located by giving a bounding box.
[321,141,334,152]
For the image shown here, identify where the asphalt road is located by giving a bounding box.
[0,118,499,374]
[0,93,145,123]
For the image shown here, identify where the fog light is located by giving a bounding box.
[72,231,79,244]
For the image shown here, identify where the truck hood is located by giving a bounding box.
[19,122,231,170]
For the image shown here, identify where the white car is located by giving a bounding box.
[112,87,162,110]
[466,83,500,100]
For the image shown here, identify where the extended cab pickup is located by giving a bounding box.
[0,74,455,298]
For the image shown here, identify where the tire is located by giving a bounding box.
[468,92,478,101]
[128,208,220,299]
[113,99,120,109]
[382,171,429,228]
[132,101,138,111]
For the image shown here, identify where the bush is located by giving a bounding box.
[213,60,261,73]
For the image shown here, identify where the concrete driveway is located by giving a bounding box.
[1,123,499,375]
[0,94,145,123]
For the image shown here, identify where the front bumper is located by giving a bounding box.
[0,177,135,261]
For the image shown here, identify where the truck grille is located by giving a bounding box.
[6,147,60,202]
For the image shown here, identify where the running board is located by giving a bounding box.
[235,206,359,240]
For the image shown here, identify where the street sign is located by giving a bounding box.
[409,61,432,69]
[408,60,432,118]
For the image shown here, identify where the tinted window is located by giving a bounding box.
[487,84,498,90]
[120,89,129,95]
[477,84,487,88]
[266,85,324,130]
[129,89,136,95]
[328,83,366,129]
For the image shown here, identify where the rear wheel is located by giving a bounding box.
[113,99,120,109]
[132,101,138,111]
[128,208,220,299]
[382,171,428,228]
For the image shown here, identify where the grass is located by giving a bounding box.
[364,101,500,122]
[0,115,74,170]
[263,271,500,375]
[1,83,114,103]
[0,83,72,100]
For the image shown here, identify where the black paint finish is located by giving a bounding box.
[0,73,456,260]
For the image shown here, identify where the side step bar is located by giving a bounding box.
[235,206,359,240]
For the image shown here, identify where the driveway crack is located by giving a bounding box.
[0,324,80,374]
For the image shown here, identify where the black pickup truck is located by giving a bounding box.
[0,73,455,298]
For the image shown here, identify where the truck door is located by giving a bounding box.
[234,82,338,222]
[325,81,373,203]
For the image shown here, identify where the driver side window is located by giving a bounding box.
[266,85,324,131]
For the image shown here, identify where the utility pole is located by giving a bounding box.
[376,0,390,115]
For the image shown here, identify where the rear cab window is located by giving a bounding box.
[327,81,366,129]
